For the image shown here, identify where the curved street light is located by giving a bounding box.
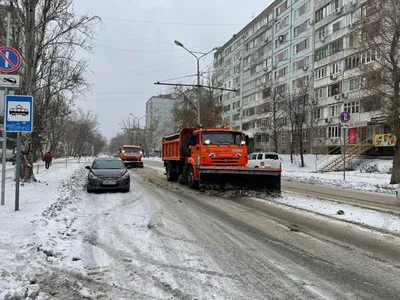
[174,40,219,125]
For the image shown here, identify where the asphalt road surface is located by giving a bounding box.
[36,162,400,299]
[144,159,400,214]
[102,163,400,299]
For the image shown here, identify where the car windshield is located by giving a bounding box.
[92,159,125,169]
[201,131,244,145]
[123,147,141,153]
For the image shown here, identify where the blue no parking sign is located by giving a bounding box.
[339,111,350,123]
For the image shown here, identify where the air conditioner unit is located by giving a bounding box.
[312,99,318,105]
[334,95,340,100]
[342,93,348,98]
[350,0,357,6]
[303,66,308,71]
[265,37,271,44]
[348,23,353,29]
[331,138,338,143]
[330,74,338,80]
[309,20,314,25]
[263,67,268,71]
[325,118,332,123]
[336,7,342,14]
[275,18,279,23]
[321,37,326,43]
[314,118,319,123]
[278,35,284,42]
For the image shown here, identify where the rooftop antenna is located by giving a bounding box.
[251,12,256,19]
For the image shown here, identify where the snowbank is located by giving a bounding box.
[281,155,395,194]
[252,193,400,235]
[0,162,83,300]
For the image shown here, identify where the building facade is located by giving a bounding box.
[213,0,315,154]
[145,94,178,155]
[312,0,388,154]
[214,0,391,155]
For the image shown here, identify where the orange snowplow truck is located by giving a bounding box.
[119,145,144,168]
[162,127,281,193]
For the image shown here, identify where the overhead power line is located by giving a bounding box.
[102,17,245,26]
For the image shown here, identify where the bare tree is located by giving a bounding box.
[286,76,313,168]
[171,85,223,128]
[352,0,400,183]
[10,0,100,180]
[261,84,287,153]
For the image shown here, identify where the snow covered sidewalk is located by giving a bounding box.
[0,162,84,300]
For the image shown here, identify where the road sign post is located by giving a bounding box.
[5,95,33,211]
[339,111,351,181]
[1,11,21,206]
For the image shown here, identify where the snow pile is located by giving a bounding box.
[281,155,395,194]
[143,156,162,162]
[255,194,400,235]
[0,163,83,300]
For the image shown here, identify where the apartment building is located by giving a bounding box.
[213,0,315,154]
[313,0,389,153]
[145,94,178,155]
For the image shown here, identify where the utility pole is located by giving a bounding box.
[1,3,12,206]
[196,57,200,126]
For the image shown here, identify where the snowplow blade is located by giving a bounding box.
[198,166,281,194]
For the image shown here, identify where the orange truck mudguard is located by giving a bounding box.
[161,127,281,193]
[119,145,144,168]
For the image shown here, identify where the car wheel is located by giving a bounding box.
[86,185,92,193]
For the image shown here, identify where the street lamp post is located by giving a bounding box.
[129,113,147,145]
[174,40,218,126]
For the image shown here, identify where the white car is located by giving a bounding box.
[247,152,281,170]
[396,187,400,200]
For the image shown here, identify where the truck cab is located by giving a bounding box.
[119,145,144,168]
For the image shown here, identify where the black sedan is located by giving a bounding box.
[86,157,130,193]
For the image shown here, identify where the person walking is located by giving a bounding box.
[43,152,52,169]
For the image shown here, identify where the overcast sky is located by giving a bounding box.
[73,0,273,139]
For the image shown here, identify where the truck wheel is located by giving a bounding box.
[187,165,199,189]
[166,163,178,182]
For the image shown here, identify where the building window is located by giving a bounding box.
[302,131,308,141]
[274,49,288,62]
[294,1,310,19]
[276,1,288,16]
[315,86,328,99]
[344,101,360,114]
[314,108,323,119]
[332,21,341,33]
[275,33,288,48]
[315,45,328,61]
[232,113,240,121]
[343,77,360,92]
[330,38,343,55]
[317,25,328,40]
[344,54,361,70]
[281,132,287,143]
[328,82,341,96]
[328,126,341,138]
[330,61,342,74]
[328,105,340,117]
[315,67,327,79]
[293,19,310,37]
[293,38,309,55]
